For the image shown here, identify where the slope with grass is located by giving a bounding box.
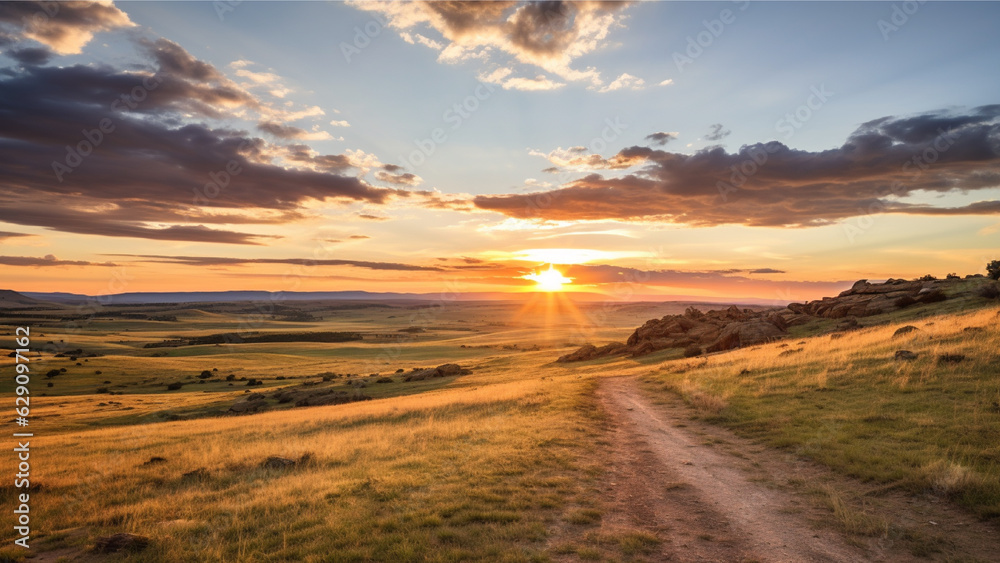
[640,304,1000,520]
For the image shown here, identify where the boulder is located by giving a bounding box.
[894,350,918,361]
[706,320,785,353]
[892,326,920,338]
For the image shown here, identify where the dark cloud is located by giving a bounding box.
[349,235,371,239]
[0,1,133,54]
[0,254,116,267]
[0,206,275,244]
[356,214,390,221]
[0,52,402,243]
[110,254,444,272]
[749,268,785,275]
[474,106,1000,227]
[283,144,353,172]
[141,37,225,83]
[705,123,730,141]
[644,131,677,146]
[381,164,404,173]
[7,46,52,65]
[0,230,32,240]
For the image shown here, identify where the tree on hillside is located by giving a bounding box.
[988,260,1000,280]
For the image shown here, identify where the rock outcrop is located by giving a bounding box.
[558,276,963,362]
[558,305,790,362]
[787,278,950,319]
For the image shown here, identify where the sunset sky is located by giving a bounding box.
[1,1,999,301]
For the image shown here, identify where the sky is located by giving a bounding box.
[0,0,999,302]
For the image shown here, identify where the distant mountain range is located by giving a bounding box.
[1,289,789,307]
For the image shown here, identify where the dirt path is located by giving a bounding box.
[595,376,882,562]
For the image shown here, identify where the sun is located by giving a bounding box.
[524,264,573,292]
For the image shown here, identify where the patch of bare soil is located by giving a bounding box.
[591,376,999,562]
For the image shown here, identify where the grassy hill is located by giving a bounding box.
[641,304,1000,520]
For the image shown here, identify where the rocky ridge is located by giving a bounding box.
[558,275,991,362]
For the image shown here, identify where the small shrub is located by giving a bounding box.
[894,295,917,308]
[976,283,999,299]
[683,344,702,358]
[166,382,184,390]
[918,274,937,281]
[923,460,983,497]
[198,370,212,379]
[937,353,965,364]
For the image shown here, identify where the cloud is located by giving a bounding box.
[356,213,390,221]
[596,72,644,93]
[473,106,1000,227]
[529,145,648,171]
[349,1,632,90]
[349,234,370,240]
[0,40,406,244]
[658,79,673,86]
[749,268,785,274]
[374,170,422,186]
[329,119,351,127]
[705,123,731,141]
[0,230,32,241]
[559,263,847,297]
[0,207,276,244]
[258,120,333,141]
[0,1,134,54]
[7,46,52,65]
[644,131,678,146]
[111,254,443,272]
[0,254,116,267]
[499,74,564,91]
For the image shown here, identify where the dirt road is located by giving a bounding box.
[596,376,875,562]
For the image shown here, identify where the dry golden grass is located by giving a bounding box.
[642,304,1000,518]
